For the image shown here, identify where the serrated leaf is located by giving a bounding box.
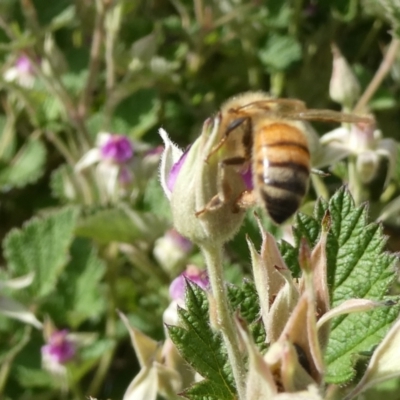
[3,208,78,298]
[76,204,167,244]
[0,138,46,189]
[228,281,267,352]
[58,238,106,328]
[288,188,399,384]
[322,189,399,383]
[279,239,300,277]
[168,283,236,400]
[228,281,260,323]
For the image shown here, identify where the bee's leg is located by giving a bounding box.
[206,116,251,162]
[233,190,257,212]
[195,156,247,217]
[311,168,330,177]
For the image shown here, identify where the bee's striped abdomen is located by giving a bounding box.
[253,122,310,224]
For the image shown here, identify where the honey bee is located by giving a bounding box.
[203,92,373,224]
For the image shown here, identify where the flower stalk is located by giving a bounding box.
[201,243,246,400]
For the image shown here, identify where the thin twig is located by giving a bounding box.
[104,3,121,129]
[353,37,400,113]
[79,0,108,118]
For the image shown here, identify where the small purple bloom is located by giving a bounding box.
[167,147,190,193]
[16,55,34,75]
[41,330,75,365]
[169,266,209,301]
[100,135,134,164]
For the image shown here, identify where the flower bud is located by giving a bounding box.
[159,117,246,246]
[41,329,76,376]
[4,54,37,88]
[163,266,209,327]
[153,229,193,274]
[168,265,209,302]
[329,44,361,109]
[99,134,134,164]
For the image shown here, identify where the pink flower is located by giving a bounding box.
[4,54,36,88]
[166,148,189,193]
[169,265,209,302]
[75,132,135,200]
[41,329,75,365]
[15,55,35,75]
[100,135,134,164]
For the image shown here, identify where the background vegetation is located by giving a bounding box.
[1,0,400,399]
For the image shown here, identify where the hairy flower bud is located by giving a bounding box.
[329,44,361,109]
[153,229,193,274]
[159,117,246,246]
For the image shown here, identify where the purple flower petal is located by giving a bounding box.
[16,55,34,74]
[41,330,75,364]
[100,135,134,164]
[167,147,190,193]
[169,266,209,301]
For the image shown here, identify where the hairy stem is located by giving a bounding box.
[201,244,246,400]
[353,37,400,113]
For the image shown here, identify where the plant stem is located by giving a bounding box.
[88,242,119,396]
[0,326,31,394]
[348,155,366,206]
[79,0,108,119]
[201,243,246,400]
[103,3,122,130]
[353,37,400,113]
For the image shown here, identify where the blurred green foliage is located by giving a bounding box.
[0,0,400,399]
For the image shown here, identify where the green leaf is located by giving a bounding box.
[50,164,77,203]
[58,238,106,328]
[287,188,399,383]
[258,34,302,72]
[228,281,267,352]
[322,188,399,383]
[3,208,78,298]
[0,138,47,190]
[168,282,236,400]
[15,366,54,388]
[76,204,168,244]
[142,176,172,220]
[114,88,161,139]
[0,114,16,162]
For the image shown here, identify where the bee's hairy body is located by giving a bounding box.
[207,91,371,224]
[252,120,310,224]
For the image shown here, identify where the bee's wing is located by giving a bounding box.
[287,109,374,124]
[235,98,307,113]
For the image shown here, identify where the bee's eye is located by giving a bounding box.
[226,117,247,135]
